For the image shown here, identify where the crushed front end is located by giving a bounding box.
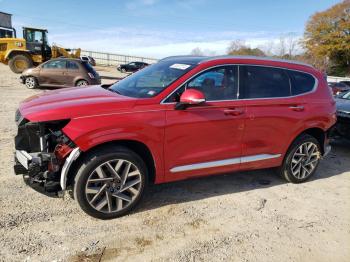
[14,109,78,197]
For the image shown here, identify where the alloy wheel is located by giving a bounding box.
[77,80,88,86]
[85,159,142,214]
[25,77,36,89]
[290,142,320,179]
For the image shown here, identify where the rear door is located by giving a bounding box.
[39,60,67,86]
[163,65,246,181]
[239,65,311,170]
[66,60,81,86]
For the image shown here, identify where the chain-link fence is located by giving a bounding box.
[77,49,158,66]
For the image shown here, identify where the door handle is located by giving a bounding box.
[289,105,305,112]
[224,109,244,116]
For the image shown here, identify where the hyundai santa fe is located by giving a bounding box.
[14,56,336,219]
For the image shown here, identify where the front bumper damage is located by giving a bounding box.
[13,110,80,197]
[14,148,80,197]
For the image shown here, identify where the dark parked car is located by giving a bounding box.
[335,90,350,139]
[20,58,101,89]
[340,81,350,86]
[117,61,149,73]
[81,55,96,66]
[328,82,350,95]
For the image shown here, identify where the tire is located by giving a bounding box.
[8,54,33,74]
[25,76,38,89]
[121,68,126,73]
[75,79,89,87]
[278,134,321,183]
[74,146,148,219]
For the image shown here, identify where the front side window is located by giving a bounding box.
[239,66,290,99]
[42,60,66,69]
[289,70,315,95]
[109,61,195,98]
[186,66,238,101]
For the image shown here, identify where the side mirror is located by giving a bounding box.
[175,89,206,110]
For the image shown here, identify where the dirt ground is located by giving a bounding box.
[0,63,349,262]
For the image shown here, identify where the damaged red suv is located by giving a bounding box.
[14,56,336,219]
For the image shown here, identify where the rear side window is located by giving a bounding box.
[288,70,315,95]
[239,66,290,99]
[67,61,79,70]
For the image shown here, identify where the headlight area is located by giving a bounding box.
[14,119,75,197]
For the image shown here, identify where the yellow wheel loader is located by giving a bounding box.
[0,12,80,73]
[0,27,81,73]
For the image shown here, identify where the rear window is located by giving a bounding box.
[82,61,96,73]
[239,66,290,99]
[288,70,315,95]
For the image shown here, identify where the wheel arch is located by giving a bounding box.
[289,127,326,155]
[66,139,156,190]
[6,49,31,60]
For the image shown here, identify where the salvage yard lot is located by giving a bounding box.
[0,63,349,262]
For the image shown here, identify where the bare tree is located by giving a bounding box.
[277,36,286,57]
[227,39,246,54]
[277,33,300,58]
[260,40,275,56]
[190,47,204,56]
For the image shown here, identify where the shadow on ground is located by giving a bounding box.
[135,139,350,214]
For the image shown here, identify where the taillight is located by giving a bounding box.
[88,72,95,79]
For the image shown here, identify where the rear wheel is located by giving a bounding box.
[279,134,321,183]
[25,76,38,89]
[8,54,33,74]
[74,146,147,219]
[75,79,88,86]
[121,68,126,73]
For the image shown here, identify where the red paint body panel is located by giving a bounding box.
[19,57,336,185]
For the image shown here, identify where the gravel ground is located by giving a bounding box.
[0,63,349,262]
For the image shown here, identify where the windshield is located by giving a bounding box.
[109,61,195,98]
[340,91,350,100]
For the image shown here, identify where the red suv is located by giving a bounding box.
[14,56,336,219]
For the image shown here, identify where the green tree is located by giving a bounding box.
[304,0,350,76]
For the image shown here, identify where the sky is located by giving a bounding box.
[0,0,341,58]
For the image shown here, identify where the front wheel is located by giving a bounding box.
[279,134,321,183]
[25,76,38,89]
[74,146,147,219]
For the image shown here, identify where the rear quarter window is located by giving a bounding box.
[288,70,316,95]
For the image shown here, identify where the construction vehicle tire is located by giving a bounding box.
[8,54,33,74]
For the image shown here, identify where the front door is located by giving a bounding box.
[163,65,246,182]
[39,59,67,86]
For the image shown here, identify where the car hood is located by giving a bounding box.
[19,85,137,122]
[336,98,350,113]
